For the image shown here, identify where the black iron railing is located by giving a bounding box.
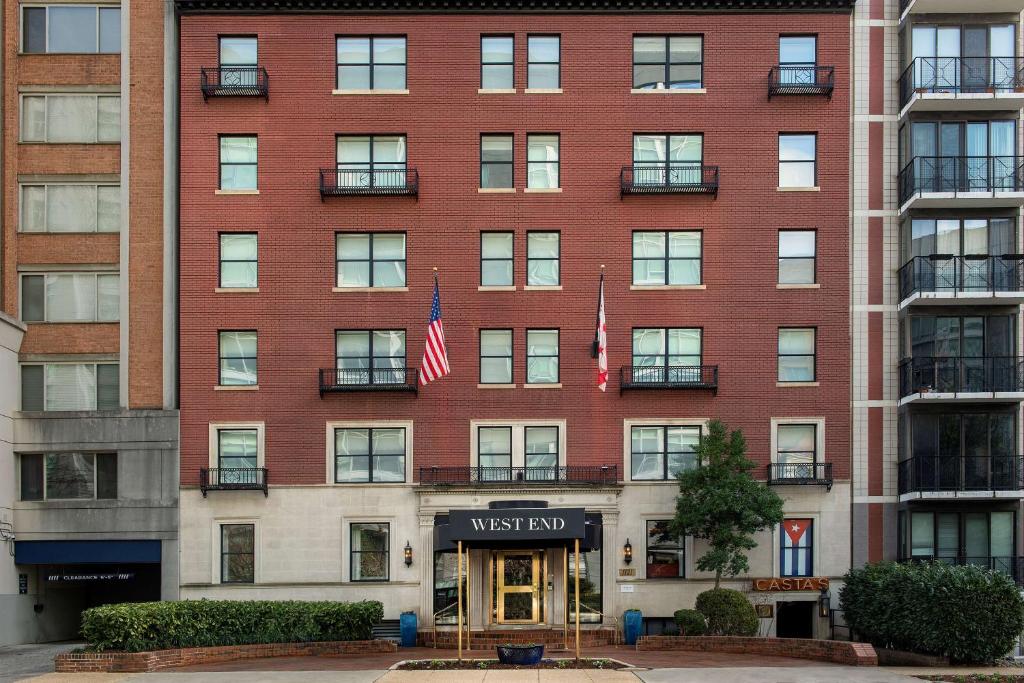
[200,467,268,497]
[320,167,418,197]
[899,57,1024,108]
[898,254,1024,300]
[620,165,718,196]
[619,365,718,393]
[898,356,1024,397]
[767,66,835,98]
[899,556,1024,586]
[200,66,269,100]
[319,367,418,396]
[767,462,833,490]
[898,455,1024,494]
[898,156,1024,205]
[419,465,619,486]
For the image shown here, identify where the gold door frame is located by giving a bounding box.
[495,551,542,624]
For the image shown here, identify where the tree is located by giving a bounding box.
[669,419,785,589]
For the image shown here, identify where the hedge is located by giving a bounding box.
[80,600,384,652]
[695,588,758,636]
[840,561,1024,664]
[673,609,707,636]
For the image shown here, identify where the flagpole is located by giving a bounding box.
[591,265,605,359]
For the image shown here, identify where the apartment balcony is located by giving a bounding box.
[898,156,1024,214]
[619,365,718,394]
[767,66,835,99]
[898,356,1024,404]
[897,255,1024,308]
[766,463,834,491]
[319,367,418,396]
[901,0,1024,20]
[897,455,1024,500]
[899,556,1024,586]
[200,467,268,497]
[418,465,619,486]
[200,66,269,100]
[899,58,1024,116]
[620,165,719,197]
[319,168,419,198]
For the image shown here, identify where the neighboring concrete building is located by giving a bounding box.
[1,312,27,647]
[176,0,853,641]
[1,1,179,644]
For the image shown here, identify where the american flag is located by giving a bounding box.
[596,272,607,392]
[419,275,450,386]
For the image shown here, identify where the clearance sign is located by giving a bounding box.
[752,577,830,592]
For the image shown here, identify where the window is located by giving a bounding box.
[219,135,257,190]
[527,232,560,286]
[20,184,119,233]
[480,329,513,383]
[632,231,701,286]
[632,35,702,90]
[217,429,257,470]
[21,363,118,411]
[778,328,816,382]
[528,35,560,89]
[335,427,406,483]
[631,425,700,480]
[632,328,702,383]
[780,519,813,577]
[480,134,513,188]
[221,524,255,584]
[901,510,1015,566]
[779,35,817,85]
[778,231,816,284]
[478,426,512,475]
[776,424,817,478]
[336,233,406,288]
[19,452,116,501]
[336,330,406,384]
[474,423,562,480]
[21,273,119,323]
[901,217,1015,263]
[526,329,559,384]
[220,36,257,66]
[22,95,119,143]
[480,232,513,286]
[779,134,817,188]
[646,520,684,578]
[633,133,703,186]
[481,36,513,89]
[336,135,407,188]
[219,234,257,289]
[23,5,120,54]
[336,36,406,90]
[351,522,389,581]
[527,134,559,189]
[218,331,257,386]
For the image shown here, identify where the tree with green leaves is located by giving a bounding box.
[669,419,785,589]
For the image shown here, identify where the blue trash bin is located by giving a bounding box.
[623,609,642,645]
[399,611,417,648]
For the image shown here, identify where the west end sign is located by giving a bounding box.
[448,507,586,542]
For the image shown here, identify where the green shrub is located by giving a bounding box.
[840,561,1024,664]
[80,600,384,652]
[695,589,758,636]
[673,609,707,636]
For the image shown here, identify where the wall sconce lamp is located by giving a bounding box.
[623,538,633,565]
[404,540,413,567]
[818,588,832,618]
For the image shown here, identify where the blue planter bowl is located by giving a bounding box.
[496,644,545,665]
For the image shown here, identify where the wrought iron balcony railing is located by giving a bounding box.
[766,462,834,490]
[620,165,719,196]
[619,365,718,393]
[319,367,418,396]
[898,455,1024,494]
[899,57,1024,108]
[200,66,269,100]
[419,465,619,486]
[767,66,835,98]
[898,356,1024,397]
[899,556,1024,586]
[200,467,268,497]
[319,167,418,197]
[898,156,1024,205]
[898,254,1024,300]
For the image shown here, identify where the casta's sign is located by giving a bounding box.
[752,577,830,592]
[448,508,585,542]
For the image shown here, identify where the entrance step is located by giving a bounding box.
[420,628,617,650]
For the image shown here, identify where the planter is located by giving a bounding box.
[496,644,545,665]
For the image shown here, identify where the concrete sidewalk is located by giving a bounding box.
[633,667,923,683]
[0,643,82,683]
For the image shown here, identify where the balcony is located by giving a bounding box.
[899,58,1024,116]
[898,156,1024,214]
[901,0,1024,20]
[898,456,1024,500]
[766,463,834,491]
[767,66,835,99]
[319,367,418,396]
[319,168,418,198]
[620,165,718,197]
[898,255,1024,308]
[200,66,269,100]
[418,465,619,486]
[619,365,718,394]
[200,467,268,497]
[898,356,1024,404]
[899,556,1024,586]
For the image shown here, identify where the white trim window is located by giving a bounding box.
[220,523,255,584]
[20,184,120,233]
[20,272,119,323]
[334,426,407,483]
[21,362,118,411]
[624,418,707,482]
[19,452,117,501]
[770,418,826,480]
[22,4,121,54]
[21,94,120,143]
[207,422,266,468]
[470,420,566,482]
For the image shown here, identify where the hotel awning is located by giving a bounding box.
[433,504,601,551]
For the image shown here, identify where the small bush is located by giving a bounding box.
[80,600,384,652]
[695,589,758,636]
[840,561,1024,664]
[673,609,707,636]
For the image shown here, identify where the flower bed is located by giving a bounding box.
[396,657,625,670]
[635,636,877,666]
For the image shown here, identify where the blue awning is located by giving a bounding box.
[15,540,162,565]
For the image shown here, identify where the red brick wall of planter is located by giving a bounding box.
[635,636,877,666]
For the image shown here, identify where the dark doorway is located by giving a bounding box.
[776,600,815,639]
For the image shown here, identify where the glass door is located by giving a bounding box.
[494,551,543,624]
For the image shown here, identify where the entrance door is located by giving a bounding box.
[776,601,816,639]
[495,551,543,624]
